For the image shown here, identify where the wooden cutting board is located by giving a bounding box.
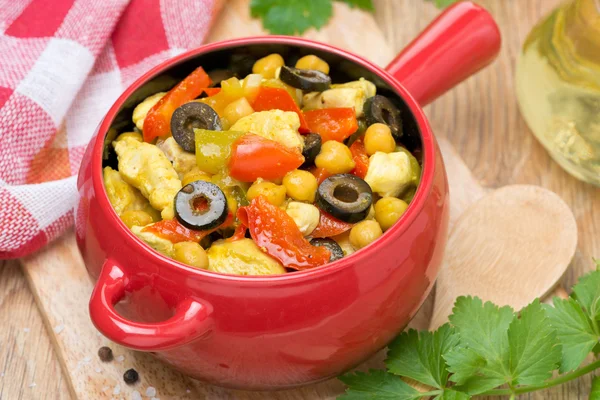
[17,1,506,399]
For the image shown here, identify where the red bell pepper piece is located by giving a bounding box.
[200,87,221,97]
[310,210,353,238]
[226,222,247,242]
[143,66,212,142]
[304,108,358,142]
[349,138,369,179]
[228,134,304,182]
[237,196,331,270]
[251,86,309,133]
[143,213,233,243]
[309,166,332,185]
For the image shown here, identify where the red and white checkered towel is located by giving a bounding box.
[0,0,223,259]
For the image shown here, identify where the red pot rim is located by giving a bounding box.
[91,36,436,283]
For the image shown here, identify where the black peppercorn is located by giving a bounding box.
[97,346,113,362]
[123,368,139,385]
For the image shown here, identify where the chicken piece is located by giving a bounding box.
[303,78,376,117]
[113,137,181,220]
[156,137,197,178]
[207,239,286,276]
[331,78,376,97]
[364,151,412,198]
[132,92,166,131]
[230,110,303,151]
[114,132,143,143]
[103,166,156,217]
[286,202,320,236]
[131,225,174,257]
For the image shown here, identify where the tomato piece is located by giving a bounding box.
[237,196,331,270]
[200,88,221,97]
[311,210,354,238]
[143,213,233,243]
[309,166,332,184]
[349,138,369,179]
[143,66,212,142]
[228,134,304,182]
[304,108,358,142]
[252,86,309,133]
[226,222,247,242]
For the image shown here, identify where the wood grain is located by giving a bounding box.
[0,260,72,400]
[1,0,598,399]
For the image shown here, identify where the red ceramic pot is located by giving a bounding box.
[76,2,500,390]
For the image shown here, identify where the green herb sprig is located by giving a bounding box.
[250,0,373,36]
[250,0,459,36]
[339,260,600,399]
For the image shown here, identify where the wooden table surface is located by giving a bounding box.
[2,1,599,399]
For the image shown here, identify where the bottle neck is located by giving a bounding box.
[562,0,600,63]
[542,0,600,88]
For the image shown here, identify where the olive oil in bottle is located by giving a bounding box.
[516,0,600,185]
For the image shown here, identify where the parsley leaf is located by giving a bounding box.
[446,298,560,392]
[436,390,471,400]
[448,297,514,370]
[338,267,600,399]
[424,0,460,8]
[573,270,600,322]
[339,0,374,11]
[445,297,514,393]
[506,299,561,385]
[386,324,459,389]
[444,348,503,394]
[544,297,598,372]
[591,376,600,400]
[250,0,333,35]
[338,369,424,399]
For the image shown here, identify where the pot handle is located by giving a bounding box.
[89,259,213,351]
[385,1,501,106]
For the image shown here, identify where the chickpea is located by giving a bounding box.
[223,97,254,125]
[252,53,285,79]
[182,168,212,187]
[120,210,153,228]
[364,123,396,156]
[246,180,287,206]
[173,242,208,269]
[283,170,318,203]
[295,55,330,74]
[349,220,383,250]
[115,131,143,143]
[375,197,409,231]
[315,141,355,174]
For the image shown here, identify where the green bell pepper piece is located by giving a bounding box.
[194,129,245,175]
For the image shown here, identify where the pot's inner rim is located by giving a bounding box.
[99,41,427,279]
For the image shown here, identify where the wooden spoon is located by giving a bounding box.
[428,166,577,330]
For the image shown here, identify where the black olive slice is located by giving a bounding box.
[175,181,228,230]
[363,95,403,140]
[170,102,221,152]
[301,133,322,168]
[315,174,372,223]
[310,238,344,262]
[279,66,331,92]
